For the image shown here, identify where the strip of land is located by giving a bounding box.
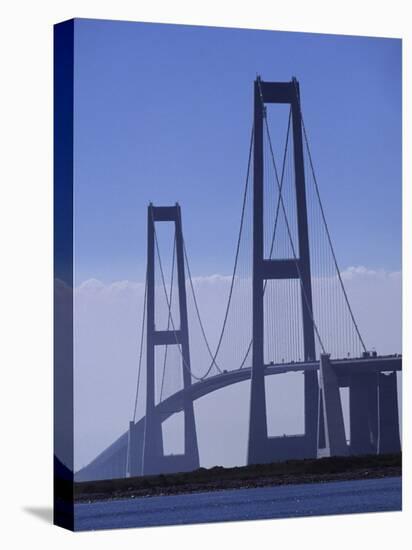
[74,453,401,503]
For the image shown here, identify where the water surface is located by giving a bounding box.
[75,476,401,531]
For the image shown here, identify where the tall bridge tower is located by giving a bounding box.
[248,77,319,464]
[141,203,200,476]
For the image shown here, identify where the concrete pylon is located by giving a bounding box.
[349,373,378,455]
[377,372,401,454]
[127,420,145,477]
[319,353,348,457]
[317,387,326,449]
[248,78,318,465]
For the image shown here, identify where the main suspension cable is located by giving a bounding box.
[257,77,326,355]
[291,79,367,353]
[238,106,293,369]
[183,241,223,374]
[152,211,216,381]
[159,236,177,402]
[181,123,254,375]
[132,272,148,423]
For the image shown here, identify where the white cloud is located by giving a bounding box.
[341,265,401,281]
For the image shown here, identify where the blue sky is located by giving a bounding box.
[73,19,401,283]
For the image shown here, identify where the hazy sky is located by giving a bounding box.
[70,20,402,471]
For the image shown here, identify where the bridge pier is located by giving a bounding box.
[305,371,320,456]
[319,353,348,456]
[323,366,400,458]
[317,388,326,450]
[349,373,378,455]
[377,372,401,454]
[141,413,165,476]
[127,421,144,477]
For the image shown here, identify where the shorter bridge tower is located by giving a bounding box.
[138,203,200,476]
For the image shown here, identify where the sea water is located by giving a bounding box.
[75,476,401,531]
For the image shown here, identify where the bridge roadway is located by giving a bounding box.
[75,354,401,482]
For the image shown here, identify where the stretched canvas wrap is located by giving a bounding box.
[54,18,402,531]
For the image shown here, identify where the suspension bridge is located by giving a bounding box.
[75,77,401,482]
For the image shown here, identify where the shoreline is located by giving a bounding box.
[74,453,401,504]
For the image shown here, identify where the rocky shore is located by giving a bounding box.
[74,453,401,503]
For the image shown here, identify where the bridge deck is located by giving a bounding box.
[75,354,401,481]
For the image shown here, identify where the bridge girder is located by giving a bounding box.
[76,355,401,482]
